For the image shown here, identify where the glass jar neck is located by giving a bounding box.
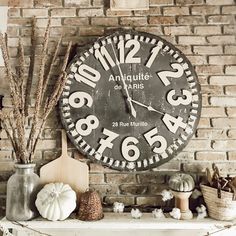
[14,164,36,175]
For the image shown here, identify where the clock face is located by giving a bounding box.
[59,30,201,171]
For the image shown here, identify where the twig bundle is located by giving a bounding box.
[0,17,72,163]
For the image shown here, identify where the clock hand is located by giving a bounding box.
[130,99,164,115]
[110,43,136,118]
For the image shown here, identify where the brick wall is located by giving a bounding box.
[0,0,236,215]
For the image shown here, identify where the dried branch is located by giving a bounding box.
[61,42,72,72]
[42,35,62,100]
[31,41,72,158]
[0,16,72,164]
[27,17,51,152]
[8,113,19,149]
[43,41,72,114]
[0,33,17,107]
[0,33,26,163]
[30,72,69,159]
[0,113,17,154]
[4,33,8,58]
[18,37,26,117]
[24,16,36,117]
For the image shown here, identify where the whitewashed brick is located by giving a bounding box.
[207,36,235,45]
[198,118,210,128]
[194,26,221,35]
[228,152,236,160]
[64,0,90,7]
[210,97,236,107]
[193,46,222,55]
[225,46,236,54]
[222,6,236,14]
[206,0,235,5]
[209,76,236,85]
[201,107,226,117]
[50,8,76,17]
[201,85,224,95]
[22,8,48,17]
[196,152,227,161]
[178,36,206,44]
[228,130,236,139]
[226,66,236,75]
[212,140,236,150]
[164,26,191,35]
[184,140,211,151]
[225,86,236,96]
[197,129,227,139]
[191,6,220,15]
[209,55,236,65]
[163,6,189,15]
[78,8,104,17]
[212,118,236,128]
[187,55,207,65]
[227,108,236,117]
[208,15,234,24]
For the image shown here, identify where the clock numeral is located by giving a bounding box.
[167,89,192,106]
[76,115,99,136]
[144,127,167,154]
[94,46,115,71]
[97,128,119,155]
[162,113,187,134]
[157,63,184,86]
[75,64,101,88]
[68,91,93,108]
[121,137,140,162]
[117,39,141,64]
[145,42,163,68]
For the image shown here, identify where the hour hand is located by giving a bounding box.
[130,99,164,115]
[127,97,137,118]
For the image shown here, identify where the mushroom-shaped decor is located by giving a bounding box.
[169,173,195,220]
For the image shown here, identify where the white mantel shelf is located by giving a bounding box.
[1,213,236,231]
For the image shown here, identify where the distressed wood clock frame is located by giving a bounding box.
[59,30,202,171]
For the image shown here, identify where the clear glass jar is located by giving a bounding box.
[6,163,40,221]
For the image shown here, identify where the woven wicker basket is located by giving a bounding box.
[77,190,103,221]
[200,184,236,221]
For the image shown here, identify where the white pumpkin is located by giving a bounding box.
[35,182,76,221]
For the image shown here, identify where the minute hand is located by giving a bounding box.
[111,43,136,118]
[130,99,164,115]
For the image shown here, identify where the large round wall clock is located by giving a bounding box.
[59,30,201,171]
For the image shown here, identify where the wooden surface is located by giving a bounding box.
[39,130,89,195]
[2,213,236,236]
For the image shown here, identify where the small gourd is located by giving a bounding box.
[169,173,195,192]
[35,182,76,221]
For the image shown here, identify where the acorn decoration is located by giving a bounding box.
[77,190,103,221]
[169,173,195,220]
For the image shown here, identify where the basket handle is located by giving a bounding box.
[229,183,236,201]
[217,182,221,199]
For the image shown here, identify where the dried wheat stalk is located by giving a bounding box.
[30,42,72,159]
[0,17,72,164]
[18,37,26,117]
[42,35,62,100]
[24,16,36,116]
[0,33,27,163]
[27,17,51,153]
